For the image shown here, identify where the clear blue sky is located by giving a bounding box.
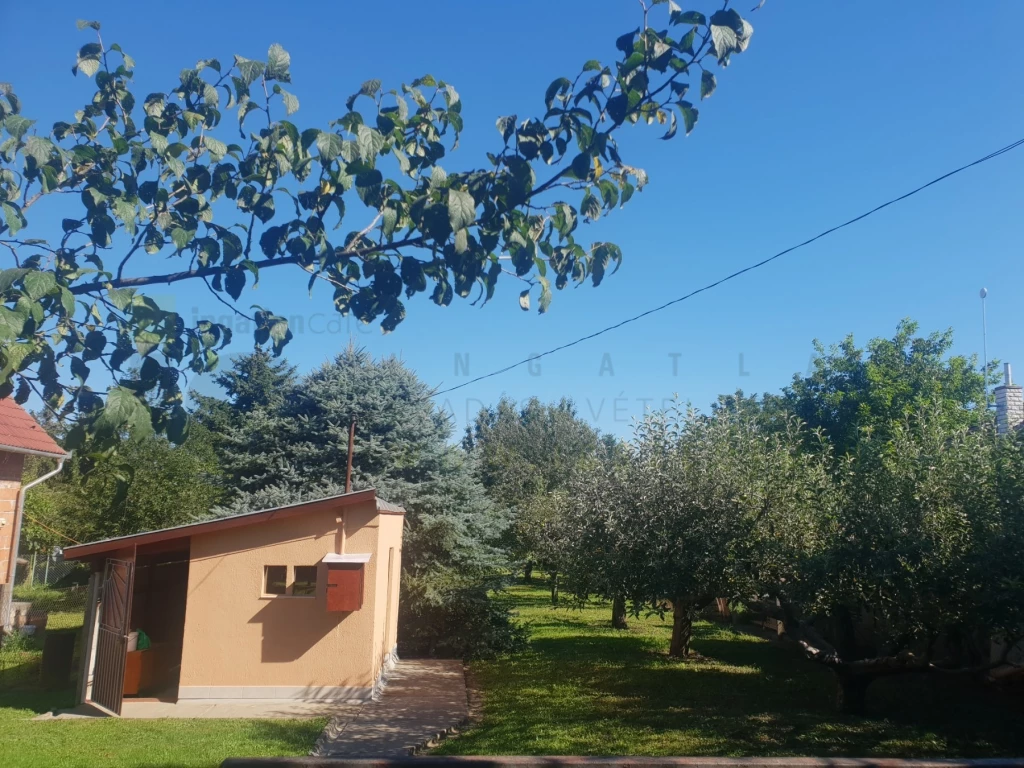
[3,1,1022,439]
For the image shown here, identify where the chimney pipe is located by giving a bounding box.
[345,418,356,493]
[995,363,1023,435]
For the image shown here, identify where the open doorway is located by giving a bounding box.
[124,547,190,701]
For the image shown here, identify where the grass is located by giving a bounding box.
[434,581,1024,758]
[0,690,326,767]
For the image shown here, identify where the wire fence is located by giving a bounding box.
[1,565,91,688]
[14,552,86,590]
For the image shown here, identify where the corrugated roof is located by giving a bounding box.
[64,488,403,561]
[0,398,66,457]
[376,497,406,515]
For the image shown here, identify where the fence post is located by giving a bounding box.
[27,553,36,587]
[77,572,101,705]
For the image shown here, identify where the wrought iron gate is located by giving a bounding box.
[90,558,134,715]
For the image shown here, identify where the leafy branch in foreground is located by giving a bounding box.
[0,3,753,448]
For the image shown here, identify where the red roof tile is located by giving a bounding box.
[0,399,66,457]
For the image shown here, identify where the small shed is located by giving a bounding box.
[62,489,404,716]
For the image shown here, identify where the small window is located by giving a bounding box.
[264,565,287,595]
[292,566,318,596]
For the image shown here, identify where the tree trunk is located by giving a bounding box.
[524,562,533,582]
[669,599,694,658]
[550,572,559,605]
[611,594,629,630]
[835,671,872,715]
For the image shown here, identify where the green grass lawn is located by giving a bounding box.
[434,581,1024,758]
[0,689,325,768]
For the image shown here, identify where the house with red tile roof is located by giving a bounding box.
[0,399,67,630]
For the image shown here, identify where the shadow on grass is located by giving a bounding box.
[450,598,1024,759]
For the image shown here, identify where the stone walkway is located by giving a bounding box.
[311,659,468,757]
[35,658,469,756]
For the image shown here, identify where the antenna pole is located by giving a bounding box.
[980,288,989,410]
[345,418,356,493]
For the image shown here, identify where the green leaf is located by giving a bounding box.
[149,131,169,155]
[700,70,717,99]
[204,136,228,160]
[167,406,190,444]
[519,289,530,311]
[97,386,153,439]
[111,198,137,236]
[234,56,265,87]
[537,275,552,313]
[0,307,26,341]
[59,287,75,317]
[107,287,136,311]
[677,101,698,134]
[382,206,398,238]
[134,329,161,357]
[545,77,571,109]
[0,269,28,294]
[356,124,384,163]
[266,43,291,81]
[660,109,678,140]
[429,165,448,189]
[22,270,55,301]
[75,58,100,78]
[582,60,602,72]
[4,115,34,140]
[253,193,275,223]
[448,188,476,232]
[496,115,516,143]
[225,268,245,300]
[354,170,383,207]
[346,79,382,111]
[170,227,191,251]
[75,19,101,30]
[70,356,90,383]
[671,10,705,25]
[0,341,32,380]
[316,132,343,162]
[709,9,753,61]
[581,190,601,221]
[570,153,591,180]
[24,136,53,164]
[1,201,24,235]
[616,30,638,55]
[278,87,299,115]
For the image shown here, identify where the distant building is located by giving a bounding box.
[995,363,1024,434]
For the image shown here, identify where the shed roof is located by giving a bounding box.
[63,488,405,561]
[0,398,67,458]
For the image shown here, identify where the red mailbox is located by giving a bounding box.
[323,553,370,612]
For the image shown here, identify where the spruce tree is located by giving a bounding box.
[203,344,523,657]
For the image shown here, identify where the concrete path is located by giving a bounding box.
[35,699,362,720]
[311,659,468,757]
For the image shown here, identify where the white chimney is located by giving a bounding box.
[995,363,1023,435]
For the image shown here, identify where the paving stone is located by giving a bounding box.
[311,659,468,757]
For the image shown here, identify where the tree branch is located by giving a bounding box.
[68,235,428,296]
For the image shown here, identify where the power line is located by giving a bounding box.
[429,137,1024,400]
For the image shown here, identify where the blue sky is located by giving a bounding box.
[3,1,1022,439]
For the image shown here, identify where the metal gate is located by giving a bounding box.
[90,558,134,715]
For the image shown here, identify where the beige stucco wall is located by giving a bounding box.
[178,498,401,698]
[369,512,404,680]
